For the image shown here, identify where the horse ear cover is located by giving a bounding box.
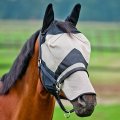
[65,4,81,26]
[42,3,54,32]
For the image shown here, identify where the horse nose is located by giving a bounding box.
[80,94,97,117]
[81,94,97,107]
[73,94,96,117]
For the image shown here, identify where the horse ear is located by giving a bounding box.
[65,4,81,26]
[42,3,54,32]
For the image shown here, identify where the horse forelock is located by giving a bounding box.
[0,30,40,94]
[56,21,71,34]
[46,21,80,38]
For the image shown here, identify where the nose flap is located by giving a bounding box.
[61,71,96,101]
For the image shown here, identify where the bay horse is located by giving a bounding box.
[0,3,96,120]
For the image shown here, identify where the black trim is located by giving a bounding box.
[55,94,74,113]
[55,48,88,79]
[59,67,89,84]
[41,60,56,83]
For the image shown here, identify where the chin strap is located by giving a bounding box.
[38,59,75,118]
[38,31,75,117]
[55,94,74,118]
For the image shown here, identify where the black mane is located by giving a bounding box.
[0,21,78,95]
[0,30,40,94]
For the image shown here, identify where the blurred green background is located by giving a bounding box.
[0,0,120,120]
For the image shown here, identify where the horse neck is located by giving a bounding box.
[11,39,55,120]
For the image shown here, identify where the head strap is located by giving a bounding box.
[38,30,75,114]
[38,29,89,115]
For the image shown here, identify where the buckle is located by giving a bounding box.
[56,85,60,93]
[38,59,41,68]
[64,112,70,118]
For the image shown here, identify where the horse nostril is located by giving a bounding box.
[78,97,86,107]
[81,94,96,106]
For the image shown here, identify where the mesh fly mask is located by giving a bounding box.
[38,20,95,114]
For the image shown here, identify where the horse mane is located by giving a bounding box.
[0,21,75,94]
[0,30,40,94]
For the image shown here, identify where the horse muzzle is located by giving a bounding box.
[71,94,97,117]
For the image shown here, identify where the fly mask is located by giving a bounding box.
[38,4,96,114]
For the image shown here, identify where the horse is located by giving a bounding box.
[0,3,96,120]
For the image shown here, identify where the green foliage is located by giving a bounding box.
[53,104,120,120]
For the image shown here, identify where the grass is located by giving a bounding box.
[0,20,120,84]
[89,51,120,71]
[77,22,120,47]
[53,104,120,120]
[0,20,120,46]
[0,48,20,75]
[0,20,41,43]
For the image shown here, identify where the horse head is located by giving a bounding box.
[39,3,97,117]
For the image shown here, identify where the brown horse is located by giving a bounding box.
[0,4,96,120]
